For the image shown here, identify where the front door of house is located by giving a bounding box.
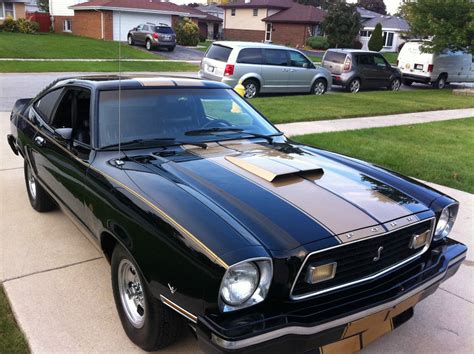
[265,23,272,43]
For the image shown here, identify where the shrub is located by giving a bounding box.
[3,17,17,32]
[305,36,329,50]
[175,18,199,46]
[368,23,384,51]
[199,33,207,42]
[352,39,363,49]
[16,18,40,34]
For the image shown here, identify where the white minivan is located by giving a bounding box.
[398,40,474,88]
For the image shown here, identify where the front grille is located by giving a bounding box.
[291,218,434,300]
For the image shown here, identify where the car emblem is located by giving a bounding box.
[168,283,177,294]
[373,246,383,262]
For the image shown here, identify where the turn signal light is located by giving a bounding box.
[409,229,431,249]
[305,262,337,284]
[153,32,158,39]
[224,64,235,76]
[343,57,352,72]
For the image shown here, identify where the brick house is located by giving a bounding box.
[0,0,28,23]
[221,0,326,47]
[49,0,214,41]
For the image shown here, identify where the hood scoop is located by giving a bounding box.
[225,152,324,182]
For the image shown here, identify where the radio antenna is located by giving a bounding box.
[117,10,122,164]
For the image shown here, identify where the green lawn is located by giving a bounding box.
[0,61,198,73]
[307,54,322,63]
[293,118,474,193]
[0,32,161,59]
[383,52,399,65]
[0,286,29,354]
[197,40,213,52]
[252,90,474,124]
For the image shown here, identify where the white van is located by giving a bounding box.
[398,41,474,88]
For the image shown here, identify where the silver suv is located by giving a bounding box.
[128,23,176,52]
[199,42,332,98]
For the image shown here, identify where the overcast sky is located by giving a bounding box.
[173,1,403,15]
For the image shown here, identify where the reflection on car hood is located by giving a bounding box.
[124,140,431,251]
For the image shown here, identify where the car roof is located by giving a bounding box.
[326,49,380,54]
[212,41,296,51]
[50,75,229,90]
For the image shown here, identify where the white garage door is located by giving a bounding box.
[113,11,172,41]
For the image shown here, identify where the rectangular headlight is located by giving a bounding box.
[409,229,430,249]
[305,262,337,284]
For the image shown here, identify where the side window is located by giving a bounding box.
[142,25,149,31]
[263,49,288,66]
[34,89,63,124]
[137,24,143,31]
[374,55,388,67]
[51,90,74,129]
[288,51,311,68]
[357,54,374,66]
[237,48,263,64]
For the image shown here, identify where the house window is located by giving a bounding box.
[231,9,236,16]
[1,2,15,19]
[360,30,373,38]
[383,32,394,47]
[63,20,72,32]
[253,8,258,16]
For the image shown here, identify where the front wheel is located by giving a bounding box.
[242,79,259,98]
[128,35,134,45]
[168,46,175,52]
[311,78,327,95]
[111,244,184,351]
[347,78,361,93]
[24,161,56,212]
[389,78,401,91]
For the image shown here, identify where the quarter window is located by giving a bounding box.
[263,49,288,66]
[237,48,263,64]
[34,89,64,124]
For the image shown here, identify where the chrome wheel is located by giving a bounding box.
[349,79,360,93]
[244,83,257,98]
[118,259,146,328]
[146,40,151,51]
[391,78,401,91]
[26,166,37,200]
[313,81,326,95]
[438,77,446,89]
[128,36,133,45]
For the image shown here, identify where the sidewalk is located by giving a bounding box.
[276,108,474,136]
[0,58,201,63]
[0,111,473,353]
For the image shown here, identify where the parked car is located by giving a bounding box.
[128,23,176,51]
[398,40,474,88]
[8,76,466,353]
[199,41,332,98]
[322,49,402,93]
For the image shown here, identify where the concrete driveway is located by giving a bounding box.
[135,44,205,61]
[1,110,473,353]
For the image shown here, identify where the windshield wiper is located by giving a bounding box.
[185,127,283,144]
[100,138,207,150]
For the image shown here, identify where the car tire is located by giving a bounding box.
[311,78,327,95]
[402,79,413,87]
[24,160,56,212]
[432,75,447,89]
[389,78,401,91]
[111,244,184,351]
[168,46,175,52]
[145,39,153,51]
[242,79,259,99]
[128,35,134,46]
[347,78,361,93]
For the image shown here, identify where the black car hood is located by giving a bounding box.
[121,140,435,252]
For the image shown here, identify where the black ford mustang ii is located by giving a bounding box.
[7,76,467,353]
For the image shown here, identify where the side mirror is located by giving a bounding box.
[55,127,73,141]
[303,63,309,69]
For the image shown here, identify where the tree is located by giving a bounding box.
[401,0,474,53]
[368,22,384,51]
[358,0,386,15]
[37,0,49,13]
[174,18,200,46]
[322,2,361,48]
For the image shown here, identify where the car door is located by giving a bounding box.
[261,48,290,93]
[136,24,146,43]
[29,86,93,222]
[373,54,392,87]
[287,50,315,92]
[355,54,377,88]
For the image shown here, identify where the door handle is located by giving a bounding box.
[34,136,46,147]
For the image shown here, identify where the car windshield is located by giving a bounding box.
[98,88,279,148]
[155,26,173,34]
